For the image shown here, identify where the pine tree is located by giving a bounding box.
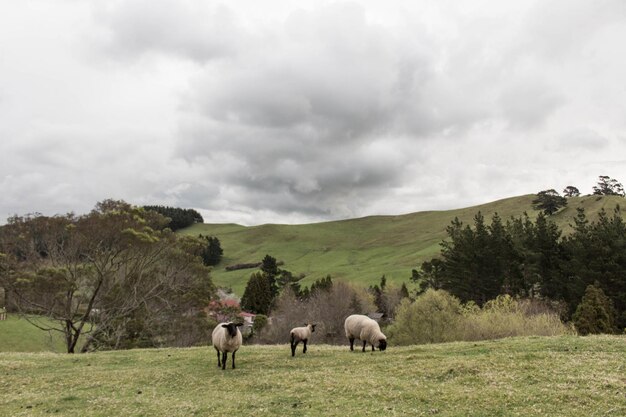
[573,284,617,335]
[240,272,273,315]
[198,235,223,266]
[260,255,279,297]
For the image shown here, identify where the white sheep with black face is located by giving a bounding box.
[212,322,243,370]
[289,323,316,357]
[344,314,387,352]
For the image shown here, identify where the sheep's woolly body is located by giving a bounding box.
[290,324,313,343]
[212,323,242,353]
[290,323,316,356]
[344,314,387,350]
[212,322,242,369]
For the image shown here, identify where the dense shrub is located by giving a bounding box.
[387,290,571,345]
[386,289,463,344]
[572,284,617,335]
[459,295,572,341]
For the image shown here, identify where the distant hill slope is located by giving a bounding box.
[180,195,626,295]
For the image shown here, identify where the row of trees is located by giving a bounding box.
[240,255,332,315]
[413,206,626,331]
[533,176,624,215]
[0,200,217,352]
[143,205,204,231]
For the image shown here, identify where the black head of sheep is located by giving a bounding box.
[222,322,243,337]
[378,339,387,351]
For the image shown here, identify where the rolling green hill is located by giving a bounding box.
[181,195,626,295]
[0,336,624,416]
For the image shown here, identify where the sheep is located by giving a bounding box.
[289,323,316,357]
[344,314,387,352]
[212,322,243,370]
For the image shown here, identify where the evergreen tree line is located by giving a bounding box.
[413,207,626,331]
[143,205,204,231]
[240,255,336,315]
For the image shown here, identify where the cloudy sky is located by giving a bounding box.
[1,0,625,225]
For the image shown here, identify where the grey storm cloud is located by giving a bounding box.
[1,0,625,224]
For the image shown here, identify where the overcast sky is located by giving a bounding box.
[1,0,625,225]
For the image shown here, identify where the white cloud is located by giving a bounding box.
[1,0,625,224]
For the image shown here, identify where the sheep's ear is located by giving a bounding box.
[221,324,229,328]
[236,322,244,327]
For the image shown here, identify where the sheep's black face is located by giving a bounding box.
[378,339,387,351]
[222,323,242,338]
[311,324,317,333]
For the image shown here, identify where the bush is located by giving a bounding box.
[387,290,571,345]
[573,284,617,335]
[386,289,463,345]
[459,295,571,341]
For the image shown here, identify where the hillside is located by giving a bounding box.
[181,195,626,295]
[0,336,624,416]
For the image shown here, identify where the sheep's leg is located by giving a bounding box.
[372,344,375,352]
[362,340,367,352]
[221,352,227,370]
[232,350,236,369]
[215,348,221,367]
[291,340,299,357]
[349,337,355,351]
[303,339,307,354]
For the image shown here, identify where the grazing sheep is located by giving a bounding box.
[344,314,387,352]
[212,322,243,370]
[290,323,316,357]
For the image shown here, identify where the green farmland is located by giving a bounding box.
[181,195,626,295]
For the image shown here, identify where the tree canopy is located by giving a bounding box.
[532,189,567,215]
[418,207,626,330]
[0,200,216,353]
[143,205,204,231]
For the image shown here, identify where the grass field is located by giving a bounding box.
[0,335,624,416]
[0,314,67,353]
[181,194,626,295]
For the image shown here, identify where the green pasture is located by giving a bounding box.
[0,314,67,353]
[0,335,624,416]
[181,195,626,295]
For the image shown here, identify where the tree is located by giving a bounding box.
[0,201,216,353]
[562,186,580,197]
[411,259,446,293]
[240,272,273,315]
[143,205,204,231]
[260,255,279,297]
[198,235,223,266]
[309,275,333,294]
[258,282,375,345]
[592,176,625,196]
[532,189,568,215]
[572,284,617,335]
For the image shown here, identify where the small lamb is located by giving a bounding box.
[212,322,243,370]
[289,323,316,357]
[344,314,387,352]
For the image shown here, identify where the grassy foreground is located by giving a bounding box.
[1,335,624,416]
